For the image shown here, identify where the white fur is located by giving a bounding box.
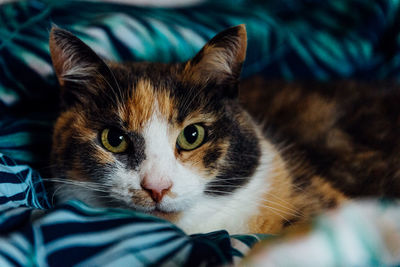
[139,107,205,213]
[175,140,273,234]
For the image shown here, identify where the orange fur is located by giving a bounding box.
[248,149,347,234]
[119,79,176,132]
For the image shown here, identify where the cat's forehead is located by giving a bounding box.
[108,63,223,132]
[117,78,176,131]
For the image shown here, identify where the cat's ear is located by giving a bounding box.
[49,27,115,107]
[182,24,247,97]
[49,27,107,87]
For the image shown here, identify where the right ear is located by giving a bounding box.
[181,25,247,99]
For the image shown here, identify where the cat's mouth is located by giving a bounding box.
[125,188,185,221]
[123,201,180,221]
[129,197,181,221]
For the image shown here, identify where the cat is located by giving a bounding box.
[48,24,400,235]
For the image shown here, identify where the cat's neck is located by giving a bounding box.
[175,133,290,234]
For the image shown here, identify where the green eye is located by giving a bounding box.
[101,128,129,153]
[176,124,206,151]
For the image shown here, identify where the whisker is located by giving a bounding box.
[42,178,111,193]
[203,184,303,217]
[93,69,120,107]
[203,189,296,218]
[51,184,65,206]
[104,63,124,104]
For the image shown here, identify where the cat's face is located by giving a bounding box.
[49,25,261,219]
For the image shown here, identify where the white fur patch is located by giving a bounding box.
[139,105,205,212]
[175,139,274,234]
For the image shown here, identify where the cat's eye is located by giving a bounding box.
[101,128,129,153]
[176,124,206,151]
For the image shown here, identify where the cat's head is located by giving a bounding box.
[49,25,262,218]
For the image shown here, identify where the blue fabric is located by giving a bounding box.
[0,153,50,210]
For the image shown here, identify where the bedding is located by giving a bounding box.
[1,0,400,265]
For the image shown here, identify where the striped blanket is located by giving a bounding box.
[1,0,400,266]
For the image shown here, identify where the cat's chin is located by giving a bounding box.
[149,209,181,222]
[126,201,185,222]
[124,203,181,222]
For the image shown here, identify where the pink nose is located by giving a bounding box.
[141,177,172,203]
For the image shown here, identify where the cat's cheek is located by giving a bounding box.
[105,166,145,207]
[112,165,142,189]
[160,163,207,211]
[54,184,109,209]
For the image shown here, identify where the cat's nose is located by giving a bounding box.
[141,177,172,203]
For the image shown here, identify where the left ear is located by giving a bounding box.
[182,24,247,97]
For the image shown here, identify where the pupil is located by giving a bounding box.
[108,129,124,147]
[184,125,198,144]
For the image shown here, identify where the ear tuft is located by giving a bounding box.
[183,24,247,85]
[49,27,105,86]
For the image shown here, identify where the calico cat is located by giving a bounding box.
[49,25,400,235]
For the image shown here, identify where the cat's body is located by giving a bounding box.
[49,25,400,235]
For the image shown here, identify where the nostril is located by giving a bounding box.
[142,187,170,203]
[140,179,172,203]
